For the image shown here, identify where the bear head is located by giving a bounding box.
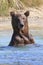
[10,11,29,35]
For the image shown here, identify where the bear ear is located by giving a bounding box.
[10,11,15,16]
[24,11,29,17]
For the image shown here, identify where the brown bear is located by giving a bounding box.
[9,11,35,46]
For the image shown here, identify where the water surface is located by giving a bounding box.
[0,29,43,65]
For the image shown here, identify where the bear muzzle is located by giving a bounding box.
[20,24,24,28]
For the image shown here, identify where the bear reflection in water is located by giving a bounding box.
[9,11,35,46]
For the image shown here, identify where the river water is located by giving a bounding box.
[0,17,43,65]
[0,29,43,65]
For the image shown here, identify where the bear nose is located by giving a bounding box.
[20,24,24,27]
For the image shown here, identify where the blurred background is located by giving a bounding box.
[0,0,43,16]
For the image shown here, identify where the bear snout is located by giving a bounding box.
[18,23,24,30]
[20,24,24,28]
